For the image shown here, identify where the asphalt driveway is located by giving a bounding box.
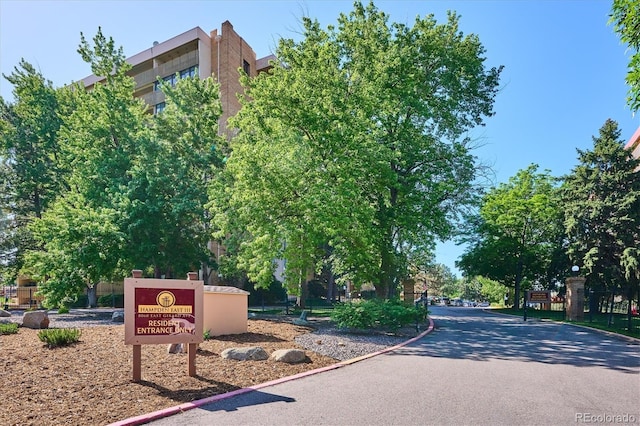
[139,306,640,426]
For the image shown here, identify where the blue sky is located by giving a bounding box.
[1,0,637,275]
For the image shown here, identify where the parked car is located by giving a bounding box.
[451,298,463,307]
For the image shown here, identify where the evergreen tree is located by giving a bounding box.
[562,119,640,325]
[0,60,64,283]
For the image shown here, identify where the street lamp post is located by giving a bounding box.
[566,265,586,321]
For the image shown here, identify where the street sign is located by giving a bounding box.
[528,290,551,303]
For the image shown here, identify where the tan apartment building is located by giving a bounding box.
[81,21,275,129]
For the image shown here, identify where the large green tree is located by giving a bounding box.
[23,28,145,306]
[125,75,224,279]
[610,0,640,112]
[217,1,502,298]
[22,28,223,306]
[0,61,64,283]
[458,164,566,308]
[22,192,125,307]
[562,119,640,325]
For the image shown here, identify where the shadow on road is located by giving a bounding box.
[395,308,640,374]
[195,389,296,413]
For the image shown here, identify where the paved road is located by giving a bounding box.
[147,307,640,426]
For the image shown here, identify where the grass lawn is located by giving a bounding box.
[494,307,640,339]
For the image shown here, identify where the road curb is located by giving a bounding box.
[109,317,435,426]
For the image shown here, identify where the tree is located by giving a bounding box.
[477,275,508,305]
[0,60,64,283]
[413,262,456,297]
[562,119,640,327]
[22,193,125,307]
[458,164,565,308]
[610,0,640,112]
[125,75,224,279]
[10,28,225,306]
[21,28,144,306]
[218,1,502,298]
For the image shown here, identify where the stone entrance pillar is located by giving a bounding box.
[565,276,586,321]
[403,279,415,305]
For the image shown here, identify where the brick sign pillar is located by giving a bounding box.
[565,276,586,321]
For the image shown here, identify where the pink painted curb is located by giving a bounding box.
[109,317,435,426]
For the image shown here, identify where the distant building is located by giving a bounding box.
[626,126,640,164]
[81,21,275,129]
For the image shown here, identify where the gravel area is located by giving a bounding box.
[294,320,421,360]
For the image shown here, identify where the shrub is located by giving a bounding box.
[0,322,19,335]
[97,294,124,308]
[38,328,82,348]
[331,299,426,331]
[57,306,70,314]
[248,279,287,305]
[70,295,88,308]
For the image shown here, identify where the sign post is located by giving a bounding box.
[124,270,203,381]
[524,291,551,322]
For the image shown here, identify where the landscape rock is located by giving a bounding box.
[0,309,11,317]
[220,346,268,361]
[292,310,309,325]
[270,349,307,363]
[22,311,49,329]
[168,343,185,354]
[111,311,125,322]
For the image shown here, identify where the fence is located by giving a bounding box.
[2,282,125,310]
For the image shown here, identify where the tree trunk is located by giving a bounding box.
[627,286,633,333]
[87,285,98,308]
[514,258,523,309]
[297,280,308,309]
[378,229,396,300]
[326,269,336,303]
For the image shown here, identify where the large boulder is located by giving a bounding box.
[220,346,268,361]
[22,311,49,329]
[270,349,307,364]
[0,309,11,317]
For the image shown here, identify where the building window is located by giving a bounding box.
[243,60,250,75]
[154,74,177,92]
[180,65,197,79]
[154,102,166,114]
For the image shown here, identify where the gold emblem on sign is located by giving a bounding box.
[156,291,176,308]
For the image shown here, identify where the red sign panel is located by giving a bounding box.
[528,291,551,303]
[134,288,196,337]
